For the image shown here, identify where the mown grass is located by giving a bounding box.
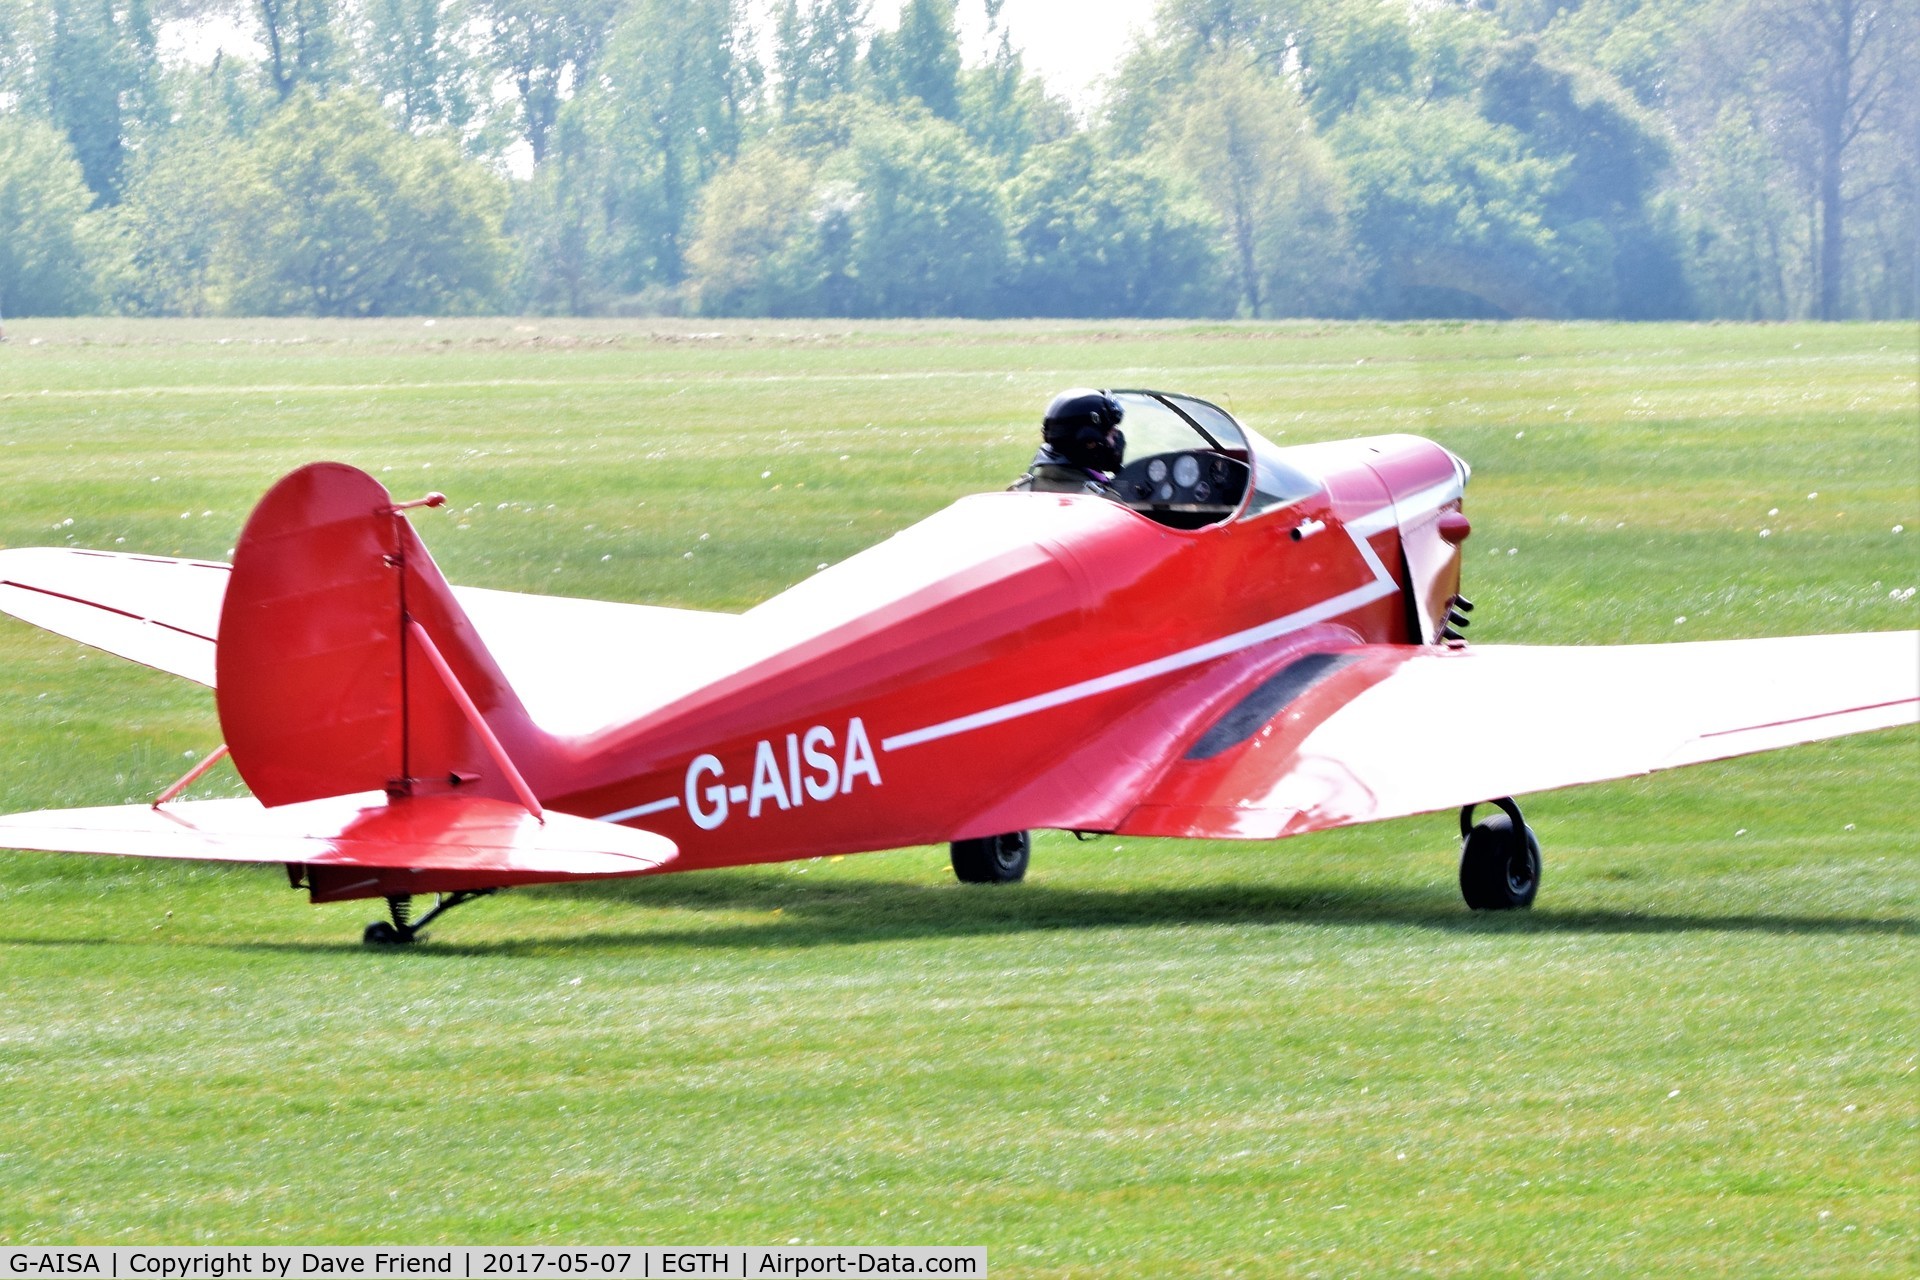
[0,318,1915,1274]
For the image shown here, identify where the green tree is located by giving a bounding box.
[1844,34,1917,318]
[773,0,867,113]
[686,102,1006,317]
[957,19,1074,175]
[1154,54,1352,316]
[685,141,825,315]
[101,95,237,316]
[1003,135,1224,316]
[0,0,30,102]
[1750,0,1911,320]
[257,0,343,99]
[1412,3,1506,103]
[1333,98,1588,317]
[1679,102,1803,317]
[1104,0,1288,152]
[1650,0,1916,319]
[511,112,613,312]
[1149,0,1296,66]
[0,116,101,314]
[1291,0,1417,126]
[1476,37,1688,316]
[1539,0,1695,107]
[867,0,959,120]
[222,89,508,314]
[479,0,622,163]
[359,0,481,133]
[684,98,872,315]
[836,105,1004,315]
[33,0,159,205]
[551,0,755,293]
[1110,0,1500,145]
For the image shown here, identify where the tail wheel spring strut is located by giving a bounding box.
[362,889,498,946]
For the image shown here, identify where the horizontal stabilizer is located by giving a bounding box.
[0,793,675,881]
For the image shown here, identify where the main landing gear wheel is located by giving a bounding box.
[1458,798,1540,911]
[951,831,1030,884]
[361,889,499,945]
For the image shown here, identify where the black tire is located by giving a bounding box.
[951,831,1030,884]
[1458,813,1541,910]
[363,921,401,945]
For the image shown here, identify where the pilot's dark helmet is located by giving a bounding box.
[1042,388,1126,472]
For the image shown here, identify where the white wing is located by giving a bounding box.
[0,547,756,735]
[1119,631,1920,838]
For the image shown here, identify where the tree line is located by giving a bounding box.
[1,0,1912,321]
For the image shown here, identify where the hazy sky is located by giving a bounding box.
[159,0,1165,116]
[934,0,1163,110]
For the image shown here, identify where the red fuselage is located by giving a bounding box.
[536,434,1468,871]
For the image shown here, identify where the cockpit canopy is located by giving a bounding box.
[1105,390,1320,529]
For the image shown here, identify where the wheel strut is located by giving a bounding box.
[1459,796,1527,840]
[362,889,498,945]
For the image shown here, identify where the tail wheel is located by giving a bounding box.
[1458,799,1540,910]
[361,889,498,945]
[951,831,1031,884]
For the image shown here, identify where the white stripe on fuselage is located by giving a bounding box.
[596,795,681,823]
[880,493,1452,752]
[1345,477,1463,536]
[594,489,1458,821]
[879,576,1396,752]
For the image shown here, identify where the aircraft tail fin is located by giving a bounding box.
[214,463,551,811]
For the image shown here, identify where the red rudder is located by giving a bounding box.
[214,463,547,810]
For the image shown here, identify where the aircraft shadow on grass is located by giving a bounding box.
[509,874,1917,950]
[4,872,1892,956]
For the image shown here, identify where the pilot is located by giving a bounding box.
[1011,389,1126,499]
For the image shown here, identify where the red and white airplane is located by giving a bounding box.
[2,390,1914,942]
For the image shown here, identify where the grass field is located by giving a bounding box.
[0,318,1915,1275]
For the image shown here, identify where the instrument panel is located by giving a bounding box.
[1113,451,1250,526]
